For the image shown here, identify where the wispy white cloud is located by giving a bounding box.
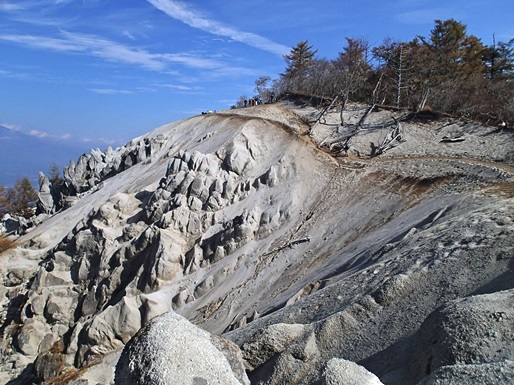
[395,9,446,25]
[89,88,134,95]
[0,0,77,28]
[0,33,83,52]
[157,83,206,95]
[135,86,157,93]
[0,0,70,15]
[80,136,122,147]
[0,0,74,11]
[0,31,231,72]
[161,84,197,90]
[122,30,136,41]
[29,129,49,138]
[145,0,290,56]
[0,1,30,11]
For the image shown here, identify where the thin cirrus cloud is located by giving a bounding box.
[145,0,290,57]
[0,31,230,72]
[1,0,72,11]
[395,9,446,25]
[161,84,198,90]
[0,2,28,11]
[89,88,134,95]
[29,129,49,138]
[80,136,122,146]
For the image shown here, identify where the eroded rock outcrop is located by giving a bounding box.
[62,138,164,196]
[2,126,293,380]
[1,104,514,385]
[36,171,54,214]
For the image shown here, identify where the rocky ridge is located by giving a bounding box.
[1,100,513,384]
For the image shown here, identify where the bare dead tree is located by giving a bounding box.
[308,95,339,139]
[374,117,403,156]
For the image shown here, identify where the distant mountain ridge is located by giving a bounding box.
[0,125,100,187]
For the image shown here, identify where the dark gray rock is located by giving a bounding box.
[409,289,514,384]
[417,361,514,385]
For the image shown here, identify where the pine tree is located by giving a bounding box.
[484,37,514,79]
[48,162,63,185]
[413,19,487,113]
[281,40,318,94]
[423,19,486,80]
[4,177,38,218]
[0,184,7,217]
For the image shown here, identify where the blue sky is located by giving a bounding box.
[1,0,513,150]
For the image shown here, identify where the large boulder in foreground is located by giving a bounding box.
[115,311,249,385]
[409,289,514,384]
[322,358,384,385]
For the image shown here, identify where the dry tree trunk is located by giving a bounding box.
[374,117,403,156]
[309,95,339,136]
[418,87,430,112]
[339,93,348,126]
[355,104,376,130]
[316,95,339,124]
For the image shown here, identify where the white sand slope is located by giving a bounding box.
[1,100,513,384]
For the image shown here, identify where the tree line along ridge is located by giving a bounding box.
[244,19,513,126]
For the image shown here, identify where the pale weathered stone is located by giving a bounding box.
[115,311,249,385]
[15,318,48,356]
[322,358,384,385]
[2,102,514,385]
[241,322,307,370]
[37,172,54,214]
